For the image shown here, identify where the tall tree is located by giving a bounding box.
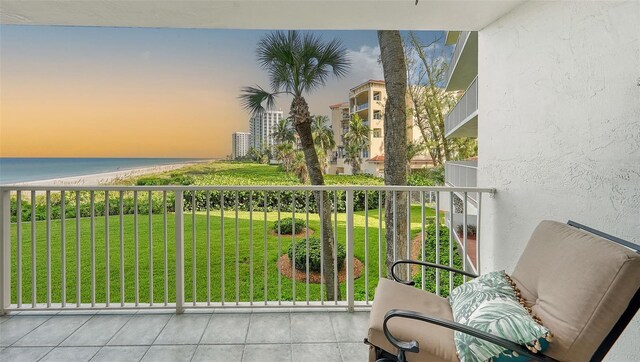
[311,115,336,172]
[240,31,349,300]
[406,32,477,165]
[343,113,370,174]
[272,117,296,145]
[273,118,297,174]
[378,30,409,281]
[274,142,295,173]
[343,143,363,175]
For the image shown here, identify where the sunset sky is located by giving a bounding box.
[0,26,446,158]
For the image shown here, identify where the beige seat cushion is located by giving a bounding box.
[368,278,458,362]
[511,220,640,361]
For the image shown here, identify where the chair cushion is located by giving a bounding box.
[449,270,551,362]
[511,220,640,361]
[368,278,458,362]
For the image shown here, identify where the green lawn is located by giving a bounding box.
[9,205,461,305]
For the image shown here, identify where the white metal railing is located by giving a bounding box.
[0,185,494,314]
[445,76,478,137]
[445,31,470,88]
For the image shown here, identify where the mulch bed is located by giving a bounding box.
[277,254,364,283]
[269,228,315,238]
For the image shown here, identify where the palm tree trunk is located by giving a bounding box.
[290,95,339,301]
[378,30,409,281]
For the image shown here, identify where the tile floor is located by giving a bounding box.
[0,310,371,361]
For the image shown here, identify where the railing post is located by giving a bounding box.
[345,189,355,312]
[175,190,184,314]
[0,189,11,315]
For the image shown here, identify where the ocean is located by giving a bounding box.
[0,158,205,184]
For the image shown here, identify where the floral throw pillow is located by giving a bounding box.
[449,270,553,362]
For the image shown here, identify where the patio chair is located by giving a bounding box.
[365,220,640,361]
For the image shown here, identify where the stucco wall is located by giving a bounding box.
[478,1,640,359]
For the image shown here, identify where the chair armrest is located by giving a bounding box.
[391,260,478,285]
[383,309,559,362]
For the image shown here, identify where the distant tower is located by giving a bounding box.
[232,132,251,159]
[249,110,284,151]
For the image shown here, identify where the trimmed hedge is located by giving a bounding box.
[9,192,176,223]
[182,189,383,213]
[287,237,346,273]
[8,188,384,222]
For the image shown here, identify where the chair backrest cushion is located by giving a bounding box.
[511,220,640,361]
[449,270,551,362]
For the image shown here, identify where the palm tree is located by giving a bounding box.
[311,115,335,172]
[343,143,363,174]
[247,147,260,162]
[292,151,308,184]
[240,31,349,301]
[378,30,409,280]
[343,113,370,174]
[273,118,296,145]
[274,142,295,172]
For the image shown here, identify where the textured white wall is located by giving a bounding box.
[478,1,640,359]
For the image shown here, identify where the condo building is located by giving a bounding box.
[249,110,284,151]
[231,132,251,159]
[327,80,429,176]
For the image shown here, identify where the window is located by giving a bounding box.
[373,92,381,101]
[362,149,369,158]
[373,128,382,138]
[373,110,382,120]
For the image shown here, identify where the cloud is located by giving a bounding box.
[346,45,383,82]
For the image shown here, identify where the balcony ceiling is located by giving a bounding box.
[0,0,525,30]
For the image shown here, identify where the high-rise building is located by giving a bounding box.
[249,110,284,151]
[231,132,251,159]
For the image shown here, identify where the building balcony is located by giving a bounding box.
[445,160,478,203]
[445,160,477,188]
[445,31,478,92]
[352,103,368,113]
[0,184,501,361]
[445,76,478,138]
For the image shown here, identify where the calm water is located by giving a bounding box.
[0,158,205,184]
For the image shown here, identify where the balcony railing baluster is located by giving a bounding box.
[0,185,493,314]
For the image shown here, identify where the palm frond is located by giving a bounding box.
[253,30,349,97]
[239,85,277,116]
[299,34,350,93]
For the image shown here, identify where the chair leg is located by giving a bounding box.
[373,346,400,362]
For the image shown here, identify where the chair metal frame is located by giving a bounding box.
[366,220,640,362]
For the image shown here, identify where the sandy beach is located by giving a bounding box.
[13,160,211,187]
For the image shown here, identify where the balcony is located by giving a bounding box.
[445,160,477,188]
[0,185,493,360]
[352,103,368,113]
[445,160,478,202]
[445,76,478,138]
[445,31,478,91]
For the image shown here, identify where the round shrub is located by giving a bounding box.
[287,237,346,273]
[272,217,306,235]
